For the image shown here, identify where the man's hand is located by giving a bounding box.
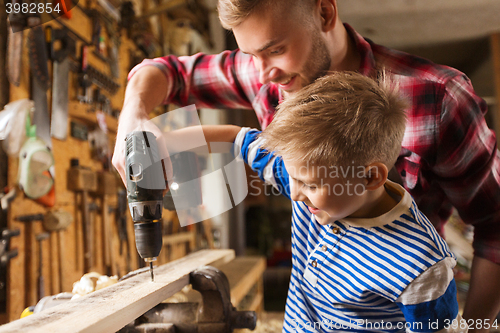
[463,256,500,333]
[112,65,171,185]
[112,108,171,186]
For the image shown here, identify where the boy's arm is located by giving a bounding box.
[396,258,465,332]
[162,125,242,154]
[163,125,291,198]
[202,125,242,151]
[233,128,291,199]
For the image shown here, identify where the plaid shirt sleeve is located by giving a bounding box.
[128,50,261,110]
[433,74,500,263]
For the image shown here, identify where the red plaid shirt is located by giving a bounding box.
[129,24,500,264]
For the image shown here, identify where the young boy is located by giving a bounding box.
[197,71,462,332]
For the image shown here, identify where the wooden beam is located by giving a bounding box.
[162,232,195,246]
[490,32,500,147]
[0,249,235,333]
[214,256,266,308]
[139,0,186,19]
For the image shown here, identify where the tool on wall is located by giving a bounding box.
[47,27,76,141]
[42,210,73,292]
[17,115,54,201]
[6,0,26,87]
[27,13,56,207]
[67,159,97,273]
[77,45,92,104]
[35,232,49,301]
[116,189,131,275]
[15,213,44,307]
[95,171,116,276]
[0,229,20,267]
[0,228,20,314]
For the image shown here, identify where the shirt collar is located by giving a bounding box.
[339,180,413,229]
[343,23,377,76]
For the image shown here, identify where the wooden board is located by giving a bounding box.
[0,249,234,333]
[213,256,266,309]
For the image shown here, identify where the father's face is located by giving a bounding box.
[233,2,332,94]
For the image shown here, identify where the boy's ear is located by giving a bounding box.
[318,0,337,32]
[364,162,388,190]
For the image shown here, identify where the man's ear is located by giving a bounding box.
[364,162,388,190]
[318,0,337,32]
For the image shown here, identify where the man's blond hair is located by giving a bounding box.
[217,0,313,30]
[260,71,408,170]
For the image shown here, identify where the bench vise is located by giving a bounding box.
[120,266,257,333]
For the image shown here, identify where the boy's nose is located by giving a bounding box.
[290,183,306,202]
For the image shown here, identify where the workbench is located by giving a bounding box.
[176,256,266,313]
[0,249,237,333]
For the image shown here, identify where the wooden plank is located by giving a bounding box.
[162,231,196,247]
[491,33,500,147]
[214,256,266,307]
[139,0,186,18]
[247,292,263,312]
[0,249,235,333]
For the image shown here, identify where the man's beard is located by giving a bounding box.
[304,31,332,85]
[281,30,332,98]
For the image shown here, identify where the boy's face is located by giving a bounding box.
[283,157,369,225]
[232,2,332,95]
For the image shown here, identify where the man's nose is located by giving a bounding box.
[255,58,278,85]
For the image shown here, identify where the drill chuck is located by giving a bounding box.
[134,221,162,260]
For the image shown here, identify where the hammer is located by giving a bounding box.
[42,210,73,292]
[94,171,116,276]
[15,213,44,306]
[35,232,49,301]
[67,159,97,272]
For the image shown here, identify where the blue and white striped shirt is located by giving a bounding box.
[235,128,459,333]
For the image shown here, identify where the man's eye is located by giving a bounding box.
[270,48,283,55]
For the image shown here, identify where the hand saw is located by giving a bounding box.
[6,1,27,87]
[48,27,75,141]
[29,25,51,149]
[29,20,56,208]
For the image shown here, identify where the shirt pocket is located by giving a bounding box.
[396,151,422,190]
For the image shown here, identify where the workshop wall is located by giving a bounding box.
[1,0,215,323]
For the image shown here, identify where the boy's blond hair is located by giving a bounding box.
[217,0,313,30]
[260,71,408,170]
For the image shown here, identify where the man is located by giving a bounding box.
[113,1,500,330]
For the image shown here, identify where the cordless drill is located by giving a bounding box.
[125,131,165,281]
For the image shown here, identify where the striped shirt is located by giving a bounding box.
[235,128,459,333]
[129,23,500,265]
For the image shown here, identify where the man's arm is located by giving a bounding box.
[112,66,171,185]
[434,75,500,331]
[463,257,500,333]
[112,51,260,184]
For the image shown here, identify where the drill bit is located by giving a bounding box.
[150,262,154,281]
